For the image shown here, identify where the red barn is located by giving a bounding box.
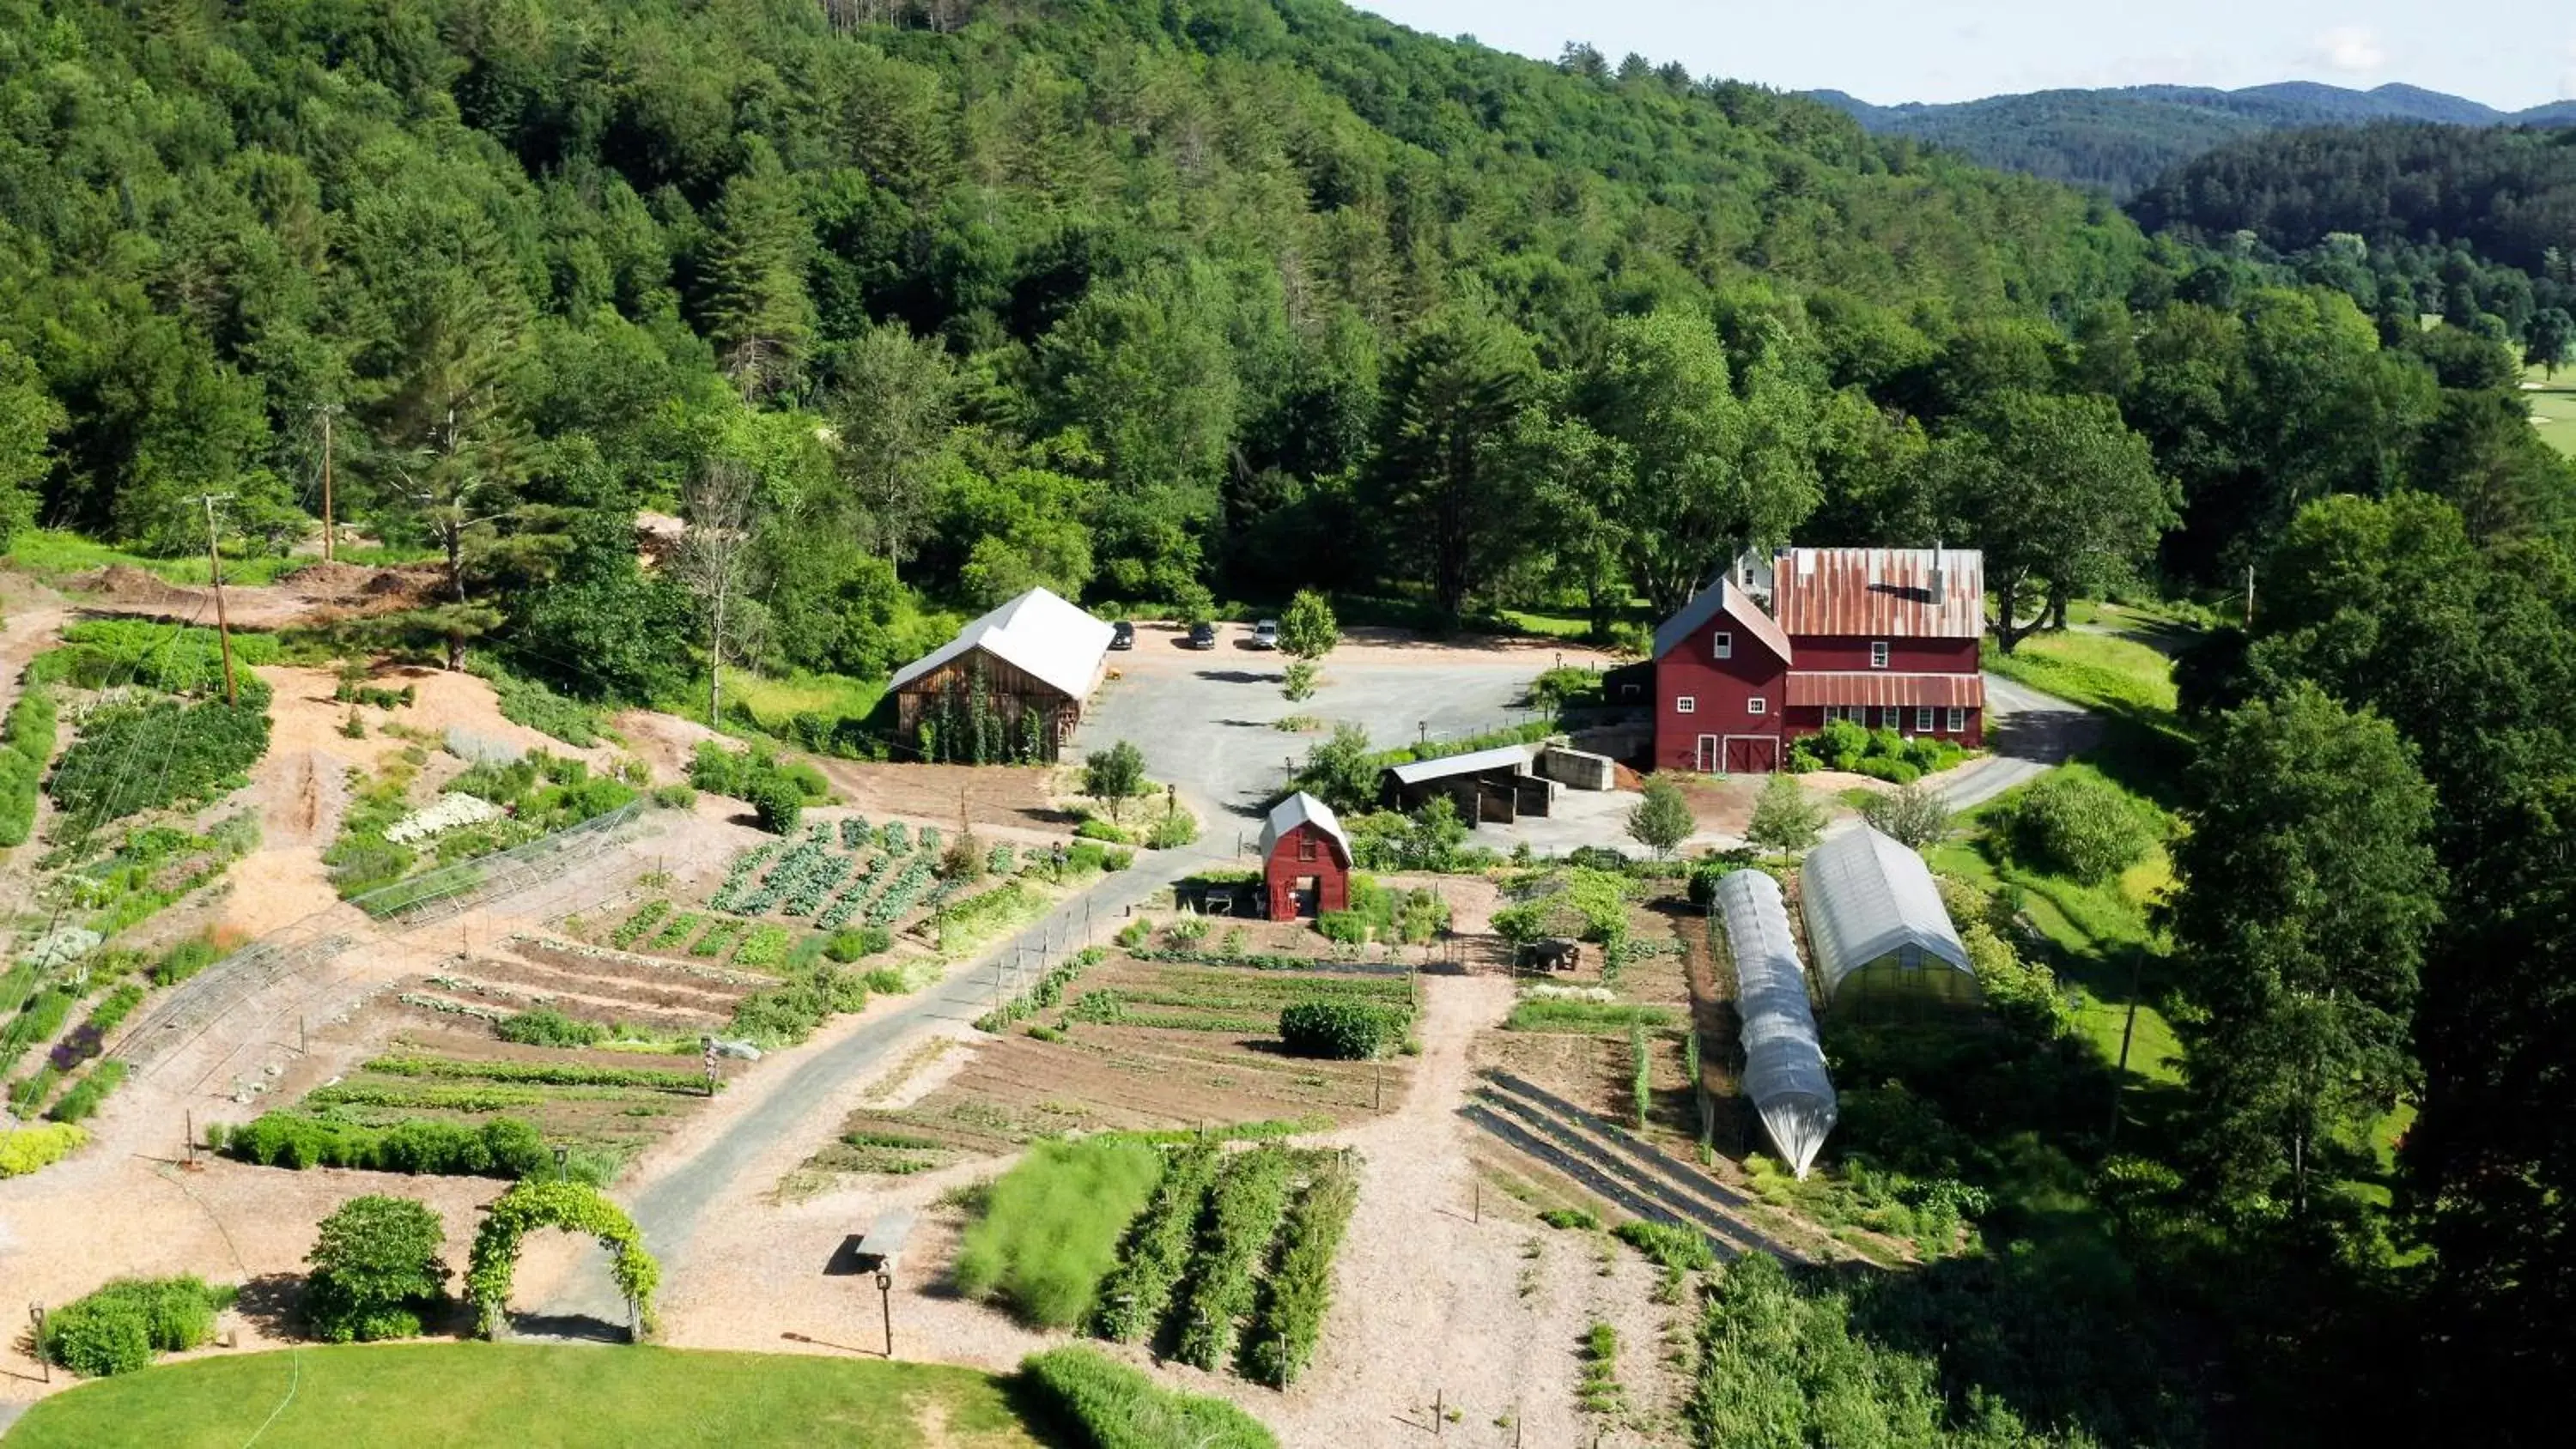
[1649,548,1985,774]
[1258,791,1352,921]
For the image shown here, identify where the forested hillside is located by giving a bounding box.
[1813,80,2576,198]
[0,0,2150,696]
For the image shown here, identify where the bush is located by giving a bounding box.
[954,1137,1165,1330]
[1019,1346,1279,1449]
[1613,1219,1716,1271]
[747,773,803,835]
[1279,999,1403,1059]
[1145,810,1198,849]
[1244,1162,1358,1387]
[215,1113,553,1178]
[1996,769,2158,883]
[305,1195,448,1343]
[0,1121,88,1177]
[39,1276,231,1377]
[47,1061,127,1124]
[651,783,696,809]
[1073,817,1130,844]
[1313,910,1370,945]
[495,1008,607,1048]
[823,926,893,962]
[1538,1206,1600,1230]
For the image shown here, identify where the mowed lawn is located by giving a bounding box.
[7,1343,1054,1449]
[2524,364,2576,458]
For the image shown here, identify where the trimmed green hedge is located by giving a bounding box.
[1020,1347,1279,1449]
[38,1276,232,1377]
[1278,999,1403,1059]
[211,1113,552,1178]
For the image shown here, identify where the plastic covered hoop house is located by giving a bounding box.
[1714,868,1837,1179]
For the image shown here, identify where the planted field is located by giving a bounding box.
[802,956,1409,1187]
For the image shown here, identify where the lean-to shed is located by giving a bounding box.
[1799,825,1978,1014]
[1714,868,1837,1178]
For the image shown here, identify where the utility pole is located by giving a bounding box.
[311,403,343,562]
[196,494,239,706]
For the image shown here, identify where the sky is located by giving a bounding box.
[1355,2,2576,111]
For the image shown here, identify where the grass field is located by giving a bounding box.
[954,1135,1167,1328]
[5,528,436,585]
[2526,364,2576,458]
[5,1343,1050,1448]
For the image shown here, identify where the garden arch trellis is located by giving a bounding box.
[465,1180,660,1340]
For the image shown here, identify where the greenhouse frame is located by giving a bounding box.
[1799,825,1978,1014]
[1714,867,1837,1179]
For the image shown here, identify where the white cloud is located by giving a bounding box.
[2312,25,2386,76]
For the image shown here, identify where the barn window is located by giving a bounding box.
[1869,641,1890,669]
[1747,697,1768,715]
[1676,696,1698,714]
[1946,706,1966,733]
[1297,835,1318,862]
[1713,630,1733,660]
[1915,706,1934,733]
[1880,706,1903,731]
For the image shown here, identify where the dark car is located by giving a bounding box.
[1109,620,1135,651]
[1187,621,1218,650]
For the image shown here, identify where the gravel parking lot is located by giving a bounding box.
[1074,623,1619,843]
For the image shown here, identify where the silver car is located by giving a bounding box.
[1250,619,1279,649]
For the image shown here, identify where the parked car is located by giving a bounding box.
[1109,620,1135,651]
[1249,619,1280,649]
[1187,621,1218,650]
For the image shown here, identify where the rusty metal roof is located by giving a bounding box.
[1650,577,1794,664]
[1771,549,1984,640]
[1783,673,1985,709]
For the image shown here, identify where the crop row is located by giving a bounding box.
[649,911,704,951]
[690,919,745,958]
[611,899,671,949]
[865,855,938,927]
[975,947,1107,1034]
[1066,991,1272,1035]
[363,1053,711,1094]
[731,834,834,914]
[707,843,777,912]
[814,853,889,930]
[1172,1147,1299,1371]
[1243,1161,1359,1386]
[1091,1140,1224,1343]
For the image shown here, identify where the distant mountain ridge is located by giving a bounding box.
[1805,81,2576,197]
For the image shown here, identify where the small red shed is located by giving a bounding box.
[1258,792,1353,922]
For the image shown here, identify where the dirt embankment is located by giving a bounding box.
[70,561,443,632]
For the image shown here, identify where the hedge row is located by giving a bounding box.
[211,1113,551,1178]
[1091,1140,1224,1343]
[1173,1147,1297,1372]
[1278,999,1405,1059]
[365,1053,709,1094]
[1020,1347,1278,1449]
[38,1275,232,1378]
[1244,1161,1360,1387]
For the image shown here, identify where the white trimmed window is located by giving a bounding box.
[1747,696,1768,716]
[1915,706,1935,733]
[1880,706,1904,731]
[1869,640,1890,669]
[1947,706,1966,733]
[1676,696,1697,714]
[1712,630,1733,660]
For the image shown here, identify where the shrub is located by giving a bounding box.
[1172,1147,1297,1371]
[1073,817,1130,843]
[1997,769,2158,883]
[1613,1219,1716,1271]
[1279,999,1402,1059]
[47,1061,127,1124]
[1091,1141,1224,1343]
[39,1276,231,1377]
[1862,781,1953,849]
[823,926,893,962]
[1020,1347,1279,1449]
[1538,1207,1600,1230]
[954,1137,1165,1329]
[1145,810,1198,849]
[216,1113,554,1178]
[747,773,803,835]
[149,936,222,986]
[495,1008,608,1048]
[305,1195,448,1343]
[651,783,696,809]
[1245,1161,1358,1387]
[1744,773,1825,853]
[0,1122,88,1177]
[1313,910,1370,945]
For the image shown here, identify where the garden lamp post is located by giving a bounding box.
[554,1146,569,1183]
[31,1304,46,1382]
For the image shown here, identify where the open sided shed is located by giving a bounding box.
[886,587,1112,761]
[1379,743,1550,825]
[1799,826,1978,1015]
[1714,868,1837,1178]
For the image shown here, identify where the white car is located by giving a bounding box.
[1250,619,1280,649]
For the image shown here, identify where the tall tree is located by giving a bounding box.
[1364,302,1543,616]
[677,458,766,728]
[1936,391,2175,651]
[702,139,815,400]
[2525,306,2574,380]
[823,324,957,575]
[1579,309,1820,614]
[0,342,63,547]
[2165,684,2439,1220]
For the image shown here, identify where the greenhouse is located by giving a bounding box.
[1714,868,1837,1178]
[1799,825,1978,1014]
